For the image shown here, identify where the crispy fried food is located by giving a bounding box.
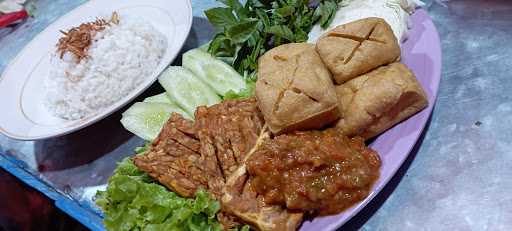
[316,17,400,84]
[335,63,428,139]
[194,98,264,197]
[57,12,119,63]
[133,113,205,197]
[256,43,340,135]
[134,98,303,230]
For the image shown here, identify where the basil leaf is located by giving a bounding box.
[275,5,295,17]
[247,28,262,47]
[233,46,252,73]
[226,20,259,44]
[265,25,295,42]
[247,37,264,69]
[248,0,265,8]
[229,45,243,66]
[316,1,339,29]
[204,7,237,29]
[255,9,270,29]
[207,0,342,77]
[294,27,308,42]
[217,0,242,9]
[208,33,236,58]
[220,0,249,19]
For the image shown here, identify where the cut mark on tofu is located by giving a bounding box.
[273,55,288,62]
[291,87,320,103]
[367,37,386,44]
[327,22,386,64]
[327,33,366,42]
[273,89,287,115]
[344,42,362,64]
[272,57,299,115]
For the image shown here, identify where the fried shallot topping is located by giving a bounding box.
[56,12,119,63]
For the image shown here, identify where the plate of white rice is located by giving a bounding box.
[0,0,193,140]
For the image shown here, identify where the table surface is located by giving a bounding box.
[1,0,511,230]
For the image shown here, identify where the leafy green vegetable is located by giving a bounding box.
[226,19,259,44]
[265,25,295,42]
[239,225,251,231]
[96,157,223,231]
[223,80,256,100]
[205,0,343,77]
[134,142,151,154]
[205,7,238,29]
[314,0,340,28]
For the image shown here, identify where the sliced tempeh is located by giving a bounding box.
[133,98,268,230]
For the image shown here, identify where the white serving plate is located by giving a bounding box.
[0,0,193,140]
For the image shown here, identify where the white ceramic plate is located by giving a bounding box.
[0,0,193,140]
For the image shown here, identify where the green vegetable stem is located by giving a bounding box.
[205,0,343,78]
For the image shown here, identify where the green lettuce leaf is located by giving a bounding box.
[96,157,223,231]
[134,142,151,154]
[223,80,256,100]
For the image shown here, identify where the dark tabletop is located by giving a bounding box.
[1,0,511,230]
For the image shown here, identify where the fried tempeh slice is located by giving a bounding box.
[195,98,264,178]
[134,99,264,198]
[134,99,272,229]
[134,98,305,230]
[133,113,207,197]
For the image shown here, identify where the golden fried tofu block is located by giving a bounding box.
[256,43,340,134]
[336,63,428,139]
[316,17,401,84]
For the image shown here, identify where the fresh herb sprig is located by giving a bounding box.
[205,0,343,80]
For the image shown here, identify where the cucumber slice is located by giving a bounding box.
[158,66,221,116]
[182,49,246,96]
[121,102,190,140]
[143,93,174,104]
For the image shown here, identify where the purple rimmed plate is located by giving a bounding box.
[300,9,441,231]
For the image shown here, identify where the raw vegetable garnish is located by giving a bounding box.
[205,0,343,79]
[95,156,223,231]
[97,145,251,231]
[223,80,255,100]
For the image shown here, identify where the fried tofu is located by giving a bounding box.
[335,63,428,139]
[316,17,401,84]
[256,43,340,135]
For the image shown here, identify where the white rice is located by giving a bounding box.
[45,16,166,120]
